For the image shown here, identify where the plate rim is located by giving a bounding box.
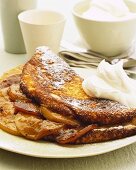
[0,130,136,158]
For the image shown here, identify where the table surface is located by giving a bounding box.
[0,0,136,170]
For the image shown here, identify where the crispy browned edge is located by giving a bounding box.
[75,124,136,144]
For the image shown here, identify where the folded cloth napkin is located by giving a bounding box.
[59,40,136,76]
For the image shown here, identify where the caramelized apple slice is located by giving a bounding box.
[0,101,15,117]
[0,74,21,89]
[56,124,97,144]
[8,84,30,102]
[40,106,80,127]
[15,113,64,140]
[0,89,15,117]
[14,101,40,116]
[0,88,19,135]
[0,115,21,136]
[0,87,10,101]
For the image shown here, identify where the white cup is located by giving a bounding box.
[0,0,37,54]
[18,10,66,58]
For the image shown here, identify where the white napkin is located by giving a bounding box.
[59,40,136,76]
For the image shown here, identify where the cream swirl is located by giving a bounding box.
[82,0,136,21]
[82,60,136,108]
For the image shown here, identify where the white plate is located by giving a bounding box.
[0,67,136,158]
[1,130,136,158]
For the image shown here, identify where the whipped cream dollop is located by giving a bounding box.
[82,0,136,21]
[82,60,136,108]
